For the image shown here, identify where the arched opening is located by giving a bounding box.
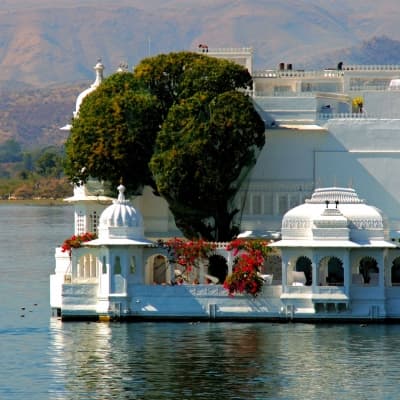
[208,254,228,284]
[146,254,168,284]
[326,257,344,286]
[319,256,344,286]
[263,254,282,284]
[391,257,400,285]
[114,256,122,275]
[359,256,379,285]
[112,255,125,293]
[152,255,168,284]
[295,256,312,286]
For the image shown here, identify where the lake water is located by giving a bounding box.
[1,204,400,399]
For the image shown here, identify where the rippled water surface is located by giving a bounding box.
[1,205,400,399]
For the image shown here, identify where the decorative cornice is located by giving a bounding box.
[306,187,363,204]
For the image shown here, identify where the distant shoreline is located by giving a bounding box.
[0,199,70,206]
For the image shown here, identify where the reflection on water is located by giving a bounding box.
[48,321,400,400]
[1,205,400,399]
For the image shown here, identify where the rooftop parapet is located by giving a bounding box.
[343,64,400,71]
[253,70,344,79]
[197,47,253,54]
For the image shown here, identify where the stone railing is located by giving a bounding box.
[314,286,346,295]
[253,70,344,79]
[343,64,400,71]
[348,84,390,91]
[197,47,253,54]
[317,112,369,120]
[253,91,316,97]
[209,47,252,52]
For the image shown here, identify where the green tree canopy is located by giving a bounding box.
[64,51,265,241]
[150,91,265,240]
[134,51,253,117]
[35,146,64,178]
[64,72,162,194]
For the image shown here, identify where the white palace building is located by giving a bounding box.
[50,50,400,321]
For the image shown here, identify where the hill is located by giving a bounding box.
[2,1,400,148]
[4,35,400,149]
[0,83,85,149]
[309,36,400,69]
[1,0,400,85]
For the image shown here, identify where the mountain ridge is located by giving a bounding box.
[1,1,400,85]
[2,1,400,148]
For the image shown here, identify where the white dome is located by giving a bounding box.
[97,184,146,242]
[281,187,387,243]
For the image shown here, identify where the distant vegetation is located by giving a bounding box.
[0,83,83,199]
[0,139,71,199]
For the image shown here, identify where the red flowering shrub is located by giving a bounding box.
[224,255,265,297]
[164,238,217,274]
[61,232,97,255]
[158,237,271,295]
[224,239,270,297]
[226,238,270,258]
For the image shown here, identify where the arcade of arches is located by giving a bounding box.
[144,252,282,285]
[287,254,400,287]
[71,251,400,288]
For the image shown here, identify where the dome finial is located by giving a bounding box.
[72,59,105,119]
[93,59,104,87]
[117,184,126,203]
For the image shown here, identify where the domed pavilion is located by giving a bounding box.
[271,187,398,318]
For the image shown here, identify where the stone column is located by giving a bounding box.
[281,254,289,292]
[311,252,318,290]
[343,250,350,297]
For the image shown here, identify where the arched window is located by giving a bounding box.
[152,255,167,284]
[263,254,282,283]
[114,256,121,275]
[392,257,400,285]
[319,256,343,286]
[295,256,312,286]
[327,257,344,286]
[359,256,378,285]
[208,254,228,284]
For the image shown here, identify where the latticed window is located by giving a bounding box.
[76,211,85,235]
[89,211,98,234]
